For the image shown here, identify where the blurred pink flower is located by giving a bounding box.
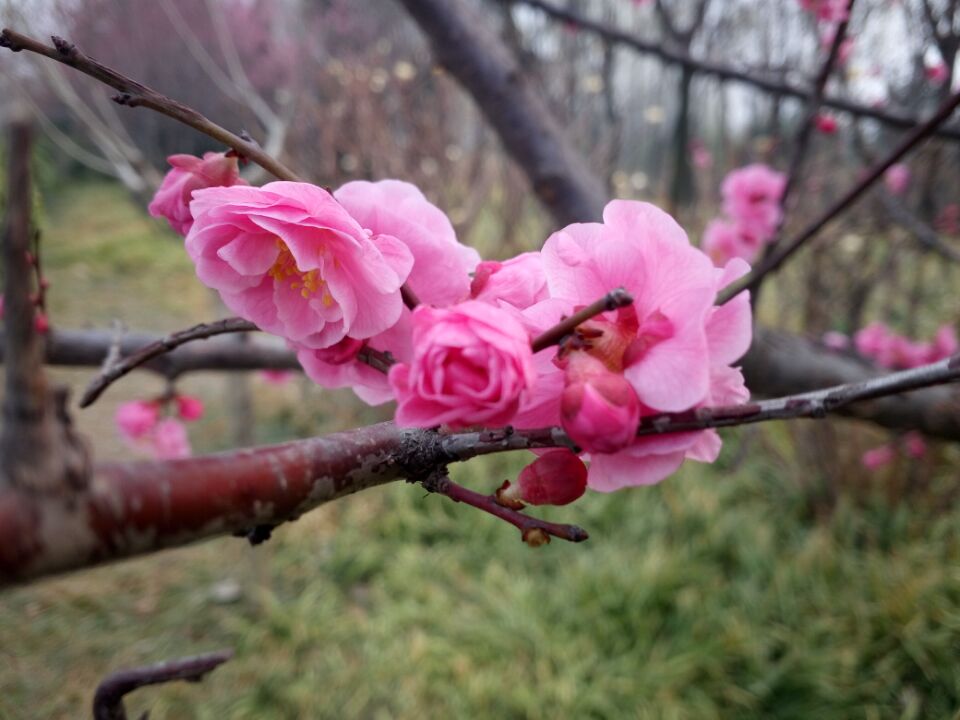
[801,0,849,22]
[902,432,927,459]
[175,395,205,422]
[929,324,958,362]
[560,353,641,455]
[149,152,247,236]
[815,114,838,134]
[822,330,850,350]
[884,164,911,196]
[388,301,535,428]
[115,400,160,441]
[925,61,949,85]
[702,218,764,265]
[259,369,295,385]
[151,418,192,459]
[187,182,413,349]
[33,311,49,334]
[500,449,588,507]
[721,164,786,241]
[862,444,895,470]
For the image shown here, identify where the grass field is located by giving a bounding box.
[2,183,960,719]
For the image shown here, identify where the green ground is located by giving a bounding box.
[2,184,960,719]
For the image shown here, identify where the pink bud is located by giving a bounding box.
[861,444,895,470]
[148,152,248,236]
[902,432,927,459]
[175,395,205,422]
[115,400,160,441]
[33,312,49,334]
[498,449,588,507]
[560,353,640,454]
[815,114,838,134]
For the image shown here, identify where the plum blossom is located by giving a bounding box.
[559,353,640,455]
[470,253,549,311]
[822,330,850,350]
[175,395,205,421]
[149,152,247,235]
[515,201,752,491]
[296,180,479,403]
[152,419,192,459]
[701,219,763,265]
[187,181,413,350]
[497,450,588,507]
[721,163,786,241]
[388,301,536,428]
[884,164,911,196]
[258,369,296,385]
[861,444,895,470]
[854,321,957,369]
[115,400,160,441]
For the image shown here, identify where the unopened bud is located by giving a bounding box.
[561,353,640,454]
[522,527,550,547]
[513,449,587,506]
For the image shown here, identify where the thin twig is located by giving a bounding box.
[356,346,396,374]
[0,29,299,182]
[92,649,233,720]
[420,469,588,545]
[79,318,258,407]
[500,0,960,142]
[531,288,633,353]
[718,89,960,304]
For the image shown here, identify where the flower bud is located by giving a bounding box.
[560,353,640,454]
[176,395,205,422]
[498,449,588,507]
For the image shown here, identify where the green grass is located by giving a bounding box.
[1,182,960,719]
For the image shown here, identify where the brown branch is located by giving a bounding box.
[1,118,89,491]
[718,89,960,304]
[421,469,588,545]
[79,317,259,407]
[530,287,633,353]
[92,649,233,720]
[0,29,300,181]
[499,0,960,142]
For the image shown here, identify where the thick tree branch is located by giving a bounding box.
[0,29,299,182]
[499,0,960,142]
[92,650,233,720]
[397,0,607,225]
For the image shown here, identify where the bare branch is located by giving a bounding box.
[92,649,233,720]
[718,89,960,304]
[79,317,259,408]
[0,28,300,182]
[500,0,960,142]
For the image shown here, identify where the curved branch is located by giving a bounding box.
[92,650,233,720]
[79,318,259,407]
[0,28,300,182]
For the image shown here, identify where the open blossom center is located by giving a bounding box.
[267,238,334,306]
[569,305,674,372]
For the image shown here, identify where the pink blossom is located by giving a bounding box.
[498,449,588,507]
[560,353,641,455]
[115,400,160,441]
[259,369,295,385]
[296,180,480,404]
[149,152,247,236]
[929,325,958,361]
[388,301,535,428]
[800,0,849,22]
[884,164,911,196]
[175,395,205,422]
[902,432,927,459]
[523,201,752,490]
[854,322,893,363]
[702,218,764,265]
[334,180,479,306]
[689,139,713,169]
[822,331,850,350]
[925,61,949,85]
[815,114,838,134]
[721,164,786,241]
[151,418,192,459]
[861,444,895,470]
[470,252,549,310]
[187,182,414,349]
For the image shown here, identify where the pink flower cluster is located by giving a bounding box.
[702,163,786,266]
[153,155,754,499]
[853,322,958,370]
[115,394,204,459]
[862,432,927,471]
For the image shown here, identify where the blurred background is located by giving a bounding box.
[1,0,960,717]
